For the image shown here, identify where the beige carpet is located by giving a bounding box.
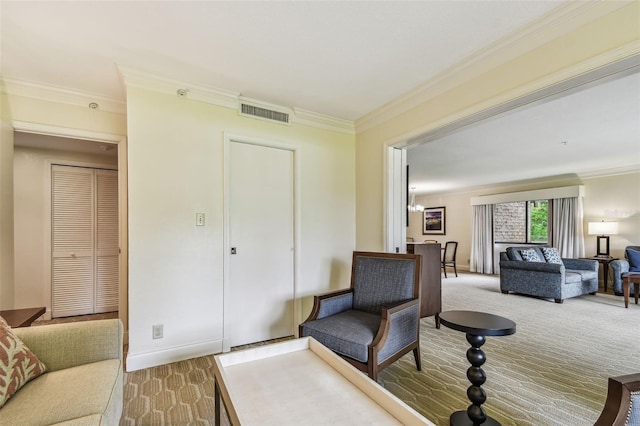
[119,273,639,425]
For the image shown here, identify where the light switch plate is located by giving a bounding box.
[196,213,205,226]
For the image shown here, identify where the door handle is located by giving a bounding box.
[231,247,237,255]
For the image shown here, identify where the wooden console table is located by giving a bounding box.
[407,243,442,327]
[622,273,640,308]
[0,307,46,327]
[213,337,434,426]
[582,256,618,292]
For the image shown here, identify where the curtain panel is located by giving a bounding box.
[551,197,585,258]
[470,204,494,274]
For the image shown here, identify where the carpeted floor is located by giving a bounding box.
[118,272,638,425]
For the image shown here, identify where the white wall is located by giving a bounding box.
[407,192,471,265]
[125,86,356,370]
[406,172,640,271]
[583,172,640,259]
[13,145,118,312]
[0,119,15,309]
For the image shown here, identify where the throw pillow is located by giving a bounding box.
[520,248,543,262]
[0,316,47,408]
[626,248,640,272]
[541,247,563,264]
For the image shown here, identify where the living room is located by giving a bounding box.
[1,2,639,424]
[403,71,639,273]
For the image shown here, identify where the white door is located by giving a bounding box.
[52,166,95,317]
[51,165,118,317]
[228,141,294,347]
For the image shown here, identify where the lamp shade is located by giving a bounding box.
[588,221,618,235]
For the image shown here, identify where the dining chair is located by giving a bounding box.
[442,241,458,278]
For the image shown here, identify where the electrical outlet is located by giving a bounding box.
[152,324,163,339]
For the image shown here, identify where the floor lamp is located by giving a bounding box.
[588,221,618,257]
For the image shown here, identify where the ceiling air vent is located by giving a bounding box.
[240,102,290,124]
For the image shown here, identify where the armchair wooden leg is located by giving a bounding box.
[413,347,421,371]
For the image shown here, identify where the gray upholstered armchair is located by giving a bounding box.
[595,373,640,425]
[610,246,640,295]
[299,251,421,382]
[499,246,599,303]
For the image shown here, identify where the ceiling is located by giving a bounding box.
[407,70,640,195]
[1,0,566,121]
[2,1,638,192]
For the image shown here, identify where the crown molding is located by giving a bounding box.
[0,76,126,114]
[578,164,640,179]
[118,65,240,109]
[356,0,634,133]
[119,66,355,134]
[292,108,355,135]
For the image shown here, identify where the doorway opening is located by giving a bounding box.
[12,126,128,336]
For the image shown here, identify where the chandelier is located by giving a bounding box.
[408,187,423,213]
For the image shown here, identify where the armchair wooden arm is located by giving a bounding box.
[595,373,640,426]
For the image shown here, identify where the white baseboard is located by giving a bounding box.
[125,339,223,372]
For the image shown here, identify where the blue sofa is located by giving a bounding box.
[499,246,599,303]
[610,245,640,295]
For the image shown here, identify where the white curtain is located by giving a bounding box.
[552,197,585,258]
[470,204,494,274]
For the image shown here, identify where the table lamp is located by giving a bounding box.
[588,221,618,257]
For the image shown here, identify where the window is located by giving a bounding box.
[494,200,549,244]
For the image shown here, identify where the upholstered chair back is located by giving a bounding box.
[351,253,418,315]
[630,391,640,424]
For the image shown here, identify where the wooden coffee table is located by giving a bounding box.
[0,307,46,327]
[213,337,434,426]
[622,273,640,308]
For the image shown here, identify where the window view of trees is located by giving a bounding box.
[528,200,548,243]
[494,200,549,244]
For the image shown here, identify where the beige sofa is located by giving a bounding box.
[0,319,123,425]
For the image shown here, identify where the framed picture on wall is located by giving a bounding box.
[423,206,446,235]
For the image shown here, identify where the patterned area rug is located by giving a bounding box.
[120,273,639,425]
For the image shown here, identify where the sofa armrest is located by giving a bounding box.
[562,258,598,271]
[610,259,630,276]
[14,319,123,372]
[499,260,563,274]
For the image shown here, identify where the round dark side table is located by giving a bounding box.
[440,310,516,426]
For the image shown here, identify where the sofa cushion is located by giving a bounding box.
[300,310,380,363]
[566,269,598,283]
[520,248,544,262]
[0,316,47,408]
[626,248,640,272]
[541,247,563,264]
[564,271,584,284]
[0,358,122,426]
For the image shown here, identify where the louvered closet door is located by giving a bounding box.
[51,165,119,318]
[95,170,119,313]
[52,165,95,317]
